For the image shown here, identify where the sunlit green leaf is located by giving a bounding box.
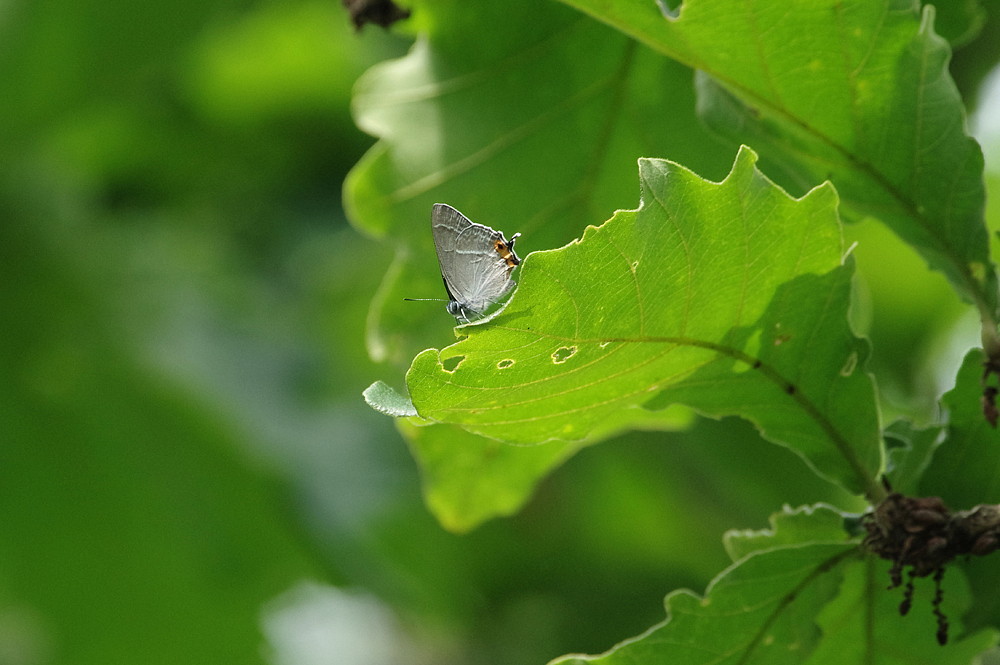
[557,0,997,322]
[405,148,882,496]
[344,0,730,363]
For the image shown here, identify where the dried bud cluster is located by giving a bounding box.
[342,0,410,30]
[863,494,951,584]
[862,492,1000,645]
[982,355,1000,427]
[982,385,998,428]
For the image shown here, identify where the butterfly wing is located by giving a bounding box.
[432,203,518,319]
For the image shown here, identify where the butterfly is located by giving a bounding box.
[408,203,522,323]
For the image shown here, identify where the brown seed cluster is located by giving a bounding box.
[862,491,1000,645]
[342,0,410,30]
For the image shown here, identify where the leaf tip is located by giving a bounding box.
[917,2,938,38]
[363,380,417,417]
[718,145,763,187]
[733,144,760,169]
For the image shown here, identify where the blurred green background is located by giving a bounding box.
[2,1,1000,663]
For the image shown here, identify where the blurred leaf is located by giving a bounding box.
[949,0,1000,107]
[0,216,316,665]
[932,0,986,47]
[552,504,995,664]
[882,419,943,495]
[344,0,731,364]
[558,0,996,323]
[405,149,882,496]
[0,1,402,661]
[920,349,1000,507]
[917,350,1000,633]
[842,216,969,413]
[400,420,581,532]
[182,1,383,124]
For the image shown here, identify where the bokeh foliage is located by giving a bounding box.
[3,0,1000,663]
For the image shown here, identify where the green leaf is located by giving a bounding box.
[345,0,731,363]
[363,380,417,417]
[406,148,882,497]
[724,504,849,562]
[919,350,1000,632]
[803,560,996,664]
[554,546,855,665]
[552,506,996,665]
[349,0,739,530]
[395,396,692,532]
[932,0,986,47]
[881,419,943,495]
[400,420,582,532]
[920,349,1000,507]
[552,505,857,665]
[557,0,997,325]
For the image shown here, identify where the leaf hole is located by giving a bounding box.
[497,359,515,370]
[442,355,465,372]
[552,346,577,364]
[599,341,612,348]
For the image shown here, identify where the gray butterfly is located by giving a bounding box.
[424,203,522,323]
